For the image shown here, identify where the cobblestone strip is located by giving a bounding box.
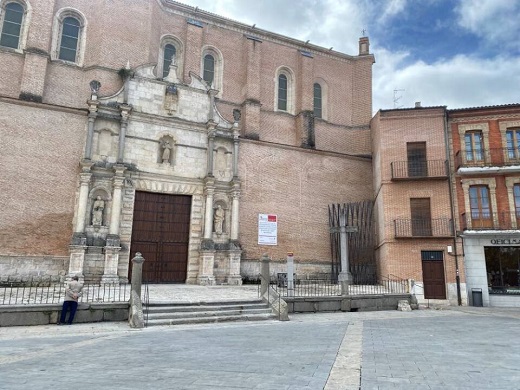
[324,321,363,390]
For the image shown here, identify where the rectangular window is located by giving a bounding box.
[410,198,432,236]
[469,185,493,228]
[506,129,520,161]
[465,131,484,163]
[407,142,427,177]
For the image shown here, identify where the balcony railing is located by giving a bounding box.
[455,148,520,169]
[394,218,453,238]
[461,212,520,230]
[391,160,448,180]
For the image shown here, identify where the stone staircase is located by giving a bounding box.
[144,299,276,327]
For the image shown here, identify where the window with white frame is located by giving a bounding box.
[0,1,26,49]
[200,46,223,95]
[52,8,86,65]
[506,128,520,161]
[275,67,294,114]
[313,82,322,118]
[158,36,183,80]
[162,44,176,78]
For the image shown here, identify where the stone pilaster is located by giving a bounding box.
[68,245,87,280]
[207,125,216,177]
[227,249,242,285]
[74,162,94,235]
[230,183,240,240]
[84,99,99,160]
[101,246,121,284]
[197,249,216,285]
[117,104,132,163]
[203,178,215,240]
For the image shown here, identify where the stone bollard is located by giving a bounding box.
[260,253,270,297]
[129,252,145,328]
[130,252,145,298]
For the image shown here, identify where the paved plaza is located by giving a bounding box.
[1,304,519,390]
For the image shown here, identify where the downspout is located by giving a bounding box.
[443,108,462,306]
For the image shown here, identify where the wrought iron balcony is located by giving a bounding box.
[394,218,453,238]
[461,212,520,231]
[390,160,448,180]
[455,147,520,169]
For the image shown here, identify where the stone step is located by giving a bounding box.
[146,302,269,314]
[145,312,277,327]
[142,298,275,327]
[146,307,273,320]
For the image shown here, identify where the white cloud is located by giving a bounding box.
[456,0,520,50]
[378,0,408,24]
[373,51,520,111]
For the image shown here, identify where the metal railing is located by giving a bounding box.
[391,160,448,180]
[257,274,408,298]
[455,148,520,169]
[0,277,131,305]
[394,218,453,238]
[461,212,520,230]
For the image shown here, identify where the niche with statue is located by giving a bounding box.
[85,188,111,246]
[157,135,175,166]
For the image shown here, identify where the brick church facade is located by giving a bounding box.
[0,1,374,285]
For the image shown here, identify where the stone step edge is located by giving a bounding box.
[145,313,277,326]
[145,303,269,313]
[146,299,264,307]
[146,308,273,319]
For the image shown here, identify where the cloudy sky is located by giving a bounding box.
[177,0,520,112]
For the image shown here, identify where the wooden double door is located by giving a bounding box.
[129,192,191,283]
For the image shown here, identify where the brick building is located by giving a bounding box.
[0,0,374,284]
[371,105,465,305]
[449,104,520,307]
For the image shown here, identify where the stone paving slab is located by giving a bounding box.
[1,306,520,389]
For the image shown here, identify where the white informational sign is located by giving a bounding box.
[258,214,278,245]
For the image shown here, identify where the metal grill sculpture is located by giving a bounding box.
[329,200,376,284]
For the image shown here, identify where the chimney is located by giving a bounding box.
[415,102,421,108]
[359,37,369,55]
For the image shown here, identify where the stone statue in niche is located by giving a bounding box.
[91,196,105,226]
[213,205,225,235]
[161,140,172,164]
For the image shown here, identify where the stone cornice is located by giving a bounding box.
[159,0,373,64]
[449,112,520,123]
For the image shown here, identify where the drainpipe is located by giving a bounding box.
[443,108,462,306]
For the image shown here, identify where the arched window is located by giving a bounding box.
[162,43,176,78]
[275,67,294,113]
[58,16,80,62]
[278,74,288,111]
[313,83,322,118]
[203,54,215,86]
[51,8,86,65]
[0,2,24,49]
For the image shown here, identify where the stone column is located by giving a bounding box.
[232,124,240,178]
[231,186,240,240]
[117,104,132,163]
[338,211,353,295]
[109,166,126,236]
[102,165,126,284]
[84,99,99,160]
[203,179,215,239]
[74,171,92,234]
[207,128,216,177]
